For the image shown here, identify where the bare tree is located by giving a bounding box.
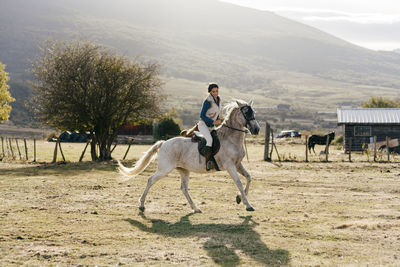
[31,40,164,161]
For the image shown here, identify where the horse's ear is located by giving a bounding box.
[236,100,243,107]
[248,100,253,106]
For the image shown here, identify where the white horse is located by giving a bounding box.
[118,100,260,213]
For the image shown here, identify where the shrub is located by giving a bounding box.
[331,135,343,145]
[155,118,181,140]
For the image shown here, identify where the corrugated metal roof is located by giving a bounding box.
[337,108,400,125]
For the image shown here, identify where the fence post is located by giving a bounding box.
[325,135,330,162]
[51,139,58,163]
[33,139,37,162]
[269,129,274,159]
[386,136,390,162]
[123,138,134,160]
[264,123,271,161]
[58,141,66,162]
[79,140,90,162]
[6,137,9,157]
[1,137,4,158]
[111,142,118,153]
[9,138,14,159]
[373,136,377,162]
[24,138,28,160]
[349,137,352,162]
[15,138,22,160]
[305,135,308,162]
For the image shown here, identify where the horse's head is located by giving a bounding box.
[236,100,260,135]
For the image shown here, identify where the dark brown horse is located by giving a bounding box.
[308,132,335,153]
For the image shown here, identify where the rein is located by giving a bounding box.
[222,124,249,133]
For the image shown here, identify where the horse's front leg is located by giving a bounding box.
[225,164,255,211]
[235,162,251,205]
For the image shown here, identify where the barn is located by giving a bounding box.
[117,123,153,136]
[337,108,400,152]
[117,123,154,144]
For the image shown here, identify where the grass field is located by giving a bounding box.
[1,140,400,266]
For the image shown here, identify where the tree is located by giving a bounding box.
[0,62,15,122]
[31,40,164,161]
[361,96,400,108]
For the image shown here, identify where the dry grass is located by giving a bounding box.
[1,140,400,266]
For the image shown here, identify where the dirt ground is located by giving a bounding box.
[1,141,400,266]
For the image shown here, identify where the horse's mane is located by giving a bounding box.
[217,99,247,138]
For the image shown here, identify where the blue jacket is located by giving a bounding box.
[200,95,220,127]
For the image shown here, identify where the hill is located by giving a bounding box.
[1,0,400,128]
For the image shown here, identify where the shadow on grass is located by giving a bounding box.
[125,213,290,266]
[0,160,129,177]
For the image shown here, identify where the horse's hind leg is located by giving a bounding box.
[235,163,251,204]
[177,168,202,213]
[139,168,172,212]
[311,144,316,154]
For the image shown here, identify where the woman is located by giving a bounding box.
[198,83,222,170]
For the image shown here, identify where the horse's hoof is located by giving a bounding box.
[139,206,145,212]
[236,195,242,204]
[194,209,202,213]
[246,207,255,212]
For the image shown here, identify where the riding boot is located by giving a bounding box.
[204,146,214,171]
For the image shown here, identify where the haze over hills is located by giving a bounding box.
[1,0,400,127]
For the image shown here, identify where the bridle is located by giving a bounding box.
[240,105,255,128]
[222,105,255,133]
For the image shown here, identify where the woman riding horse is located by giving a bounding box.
[198,83,222,171]
[118,99,260,213]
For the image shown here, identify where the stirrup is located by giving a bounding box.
[206,160,215,171]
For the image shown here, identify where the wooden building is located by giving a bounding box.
[117,123,153,136]
[337,108,400,152]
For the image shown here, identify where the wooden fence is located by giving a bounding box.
[1,137,37,162]
[263,124,396,163]
[0,136,136,163]
[1,132,397,164]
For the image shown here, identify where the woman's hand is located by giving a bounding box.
[213,119,222,125]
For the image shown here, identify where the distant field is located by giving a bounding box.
[161,76,392,131]
[1,141,400,266]
[162,75,400,113]
[0,125,49,139]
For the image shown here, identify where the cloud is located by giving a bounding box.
[353,41,400,51]
[270,7,400,24]
[219,1,400,50]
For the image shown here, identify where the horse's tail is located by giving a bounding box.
[118,140,165,179]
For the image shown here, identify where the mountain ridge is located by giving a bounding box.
[1,0,400,126]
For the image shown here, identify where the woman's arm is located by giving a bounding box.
[200,100,214,127]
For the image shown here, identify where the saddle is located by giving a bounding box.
[191,130,221,171]
[180,123,198,138]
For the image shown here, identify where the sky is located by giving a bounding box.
[221,0,400,51]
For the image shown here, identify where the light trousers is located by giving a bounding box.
[198,120,214,147]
